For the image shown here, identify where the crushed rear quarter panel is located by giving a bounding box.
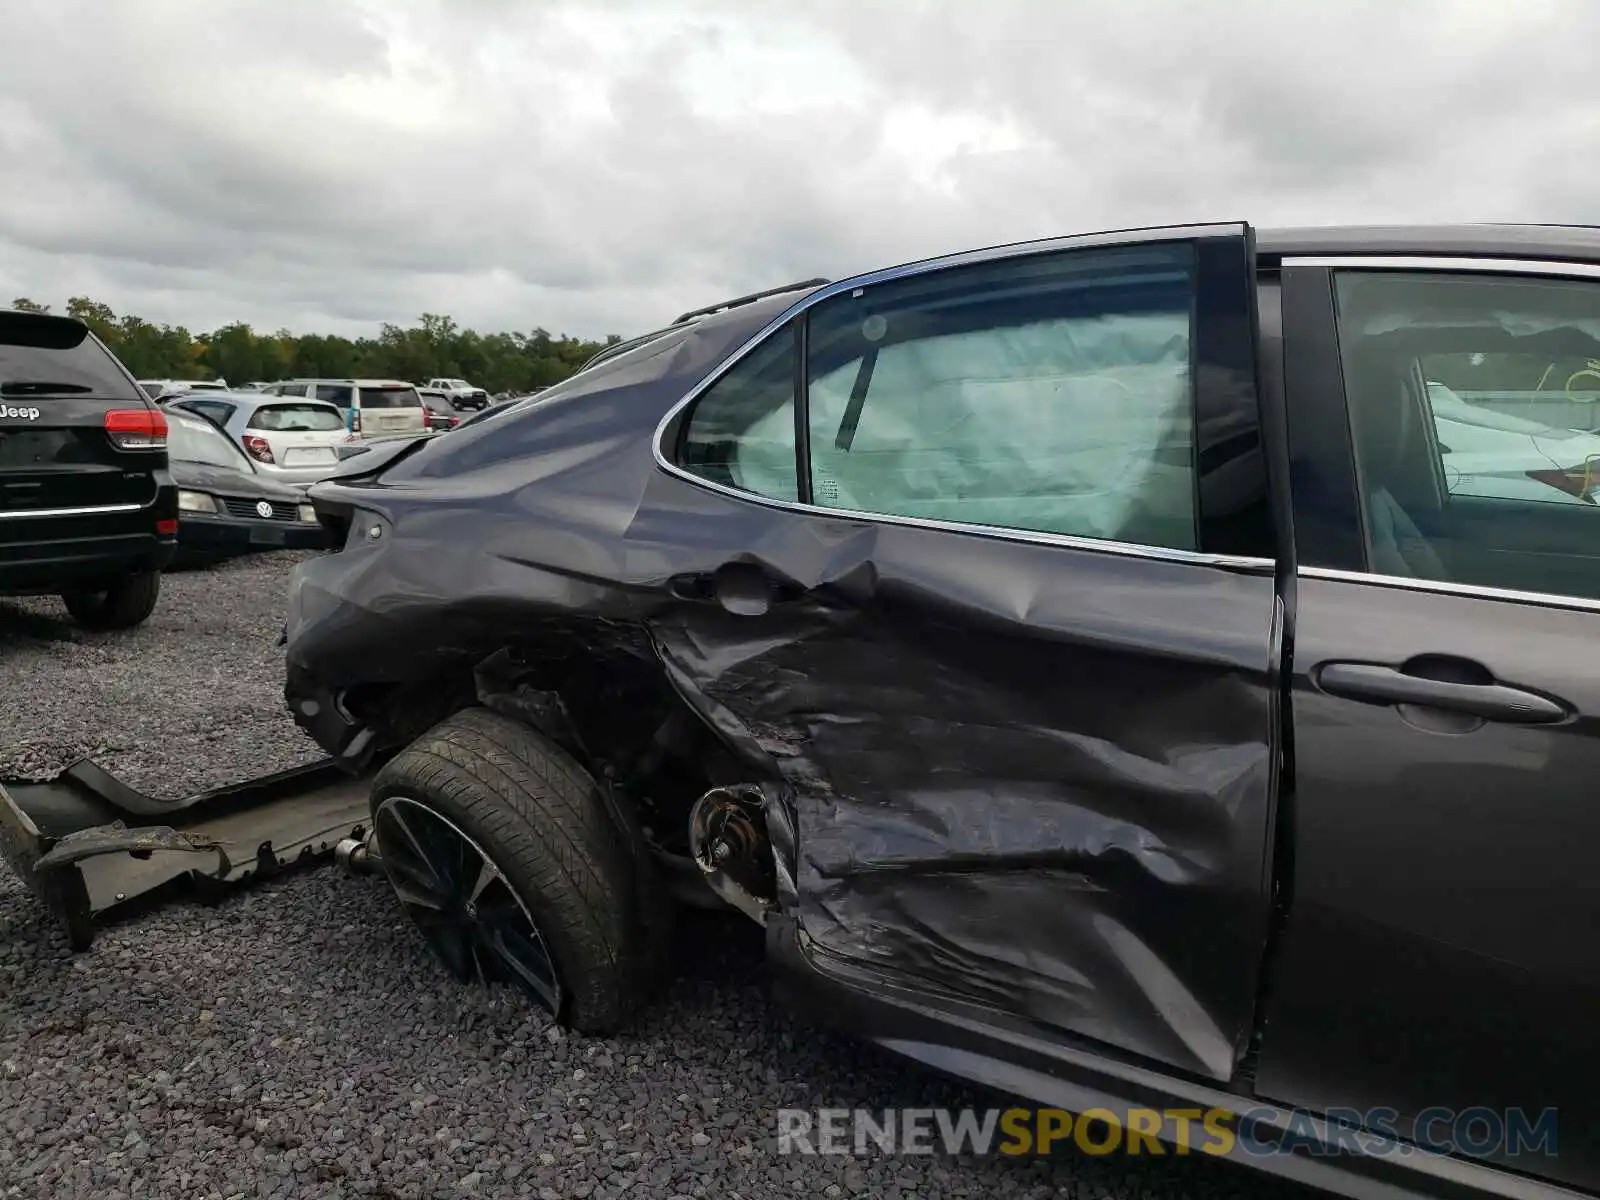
[283,287,1277,1083]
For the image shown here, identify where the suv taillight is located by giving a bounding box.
[349,409,361,434]
[104,408,167,450]
[243,434,276,464]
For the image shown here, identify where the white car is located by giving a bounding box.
[164,391,355,486]
[1429,382,1600,504]
[266,378,430,438]
[139,378,229,400]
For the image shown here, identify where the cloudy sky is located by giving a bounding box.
[1,0,1596,341]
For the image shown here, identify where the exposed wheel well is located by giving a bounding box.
[345,638,762,907]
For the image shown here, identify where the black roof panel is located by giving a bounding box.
[1256,223,1600,263]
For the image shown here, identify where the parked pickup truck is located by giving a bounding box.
[424,377,489,411]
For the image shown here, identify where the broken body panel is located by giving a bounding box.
[279,226,1600,1198]
[281,227,1291,1112]
[0,758,371,947]
[10,224,1597,1200]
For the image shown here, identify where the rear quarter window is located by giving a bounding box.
[358,386,423,409]
[314,383,353,405]
[248,403,347,432]
[0,312,141,400]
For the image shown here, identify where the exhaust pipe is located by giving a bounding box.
[334,833,382,874]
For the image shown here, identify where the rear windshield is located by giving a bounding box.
[169,414,252,471]
[314,383,353,405]
[420,393,455,414]
[0,312,141,399]
[359,385,423,409]
[247,402,346,432]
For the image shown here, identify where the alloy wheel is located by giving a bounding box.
[372,795,563,1016]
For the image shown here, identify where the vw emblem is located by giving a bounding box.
[255,500,273,519]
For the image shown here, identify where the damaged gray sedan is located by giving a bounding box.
[280,223,1600,1200]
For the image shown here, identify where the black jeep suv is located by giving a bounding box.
[0,308,177,628]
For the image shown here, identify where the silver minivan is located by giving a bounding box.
[266,378,428,438]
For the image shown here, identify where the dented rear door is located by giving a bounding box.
[652,224,1281,1080]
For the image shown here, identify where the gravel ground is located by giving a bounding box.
[0,551,1315,1200]
[0,551,326,798]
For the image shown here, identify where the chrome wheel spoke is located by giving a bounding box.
[385,856,449,910]
[425,922,474,982]
[466,855,501,906]
[479,918,562,1014]
[390,875,447,912]
[382,803,453,891]
[374,795,564,1017]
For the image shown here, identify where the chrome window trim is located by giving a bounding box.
[0,502,146,521]
[649,224,1271,573]
[1281,255,1600,280]
[1300,565,1600,615]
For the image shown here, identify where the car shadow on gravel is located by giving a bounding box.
[0,599,80,646]
[0,862,1319,1200]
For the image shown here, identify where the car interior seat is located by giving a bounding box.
[1343,346,1451,581]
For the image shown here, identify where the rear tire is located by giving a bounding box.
[61,570,161,629]
[370,707,657,1033]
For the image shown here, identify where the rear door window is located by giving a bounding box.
[1333,267,1600,600]
[247,403,346,432]
[358,385,423,409]
[0,312,141,400]
[804,242,1200,548]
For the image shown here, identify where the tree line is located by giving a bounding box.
[10,297,623,395]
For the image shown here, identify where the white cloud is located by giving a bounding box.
[2,0,1598,340]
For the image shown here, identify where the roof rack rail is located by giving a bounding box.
[570,277,832,376]
[671,277,830,325]
[574,328,675,373]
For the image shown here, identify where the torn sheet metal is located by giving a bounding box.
[281,260,1279,1084]
[35,823,230,873]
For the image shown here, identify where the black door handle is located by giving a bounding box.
[1314,661,1568,724]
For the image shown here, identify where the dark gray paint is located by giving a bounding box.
[1258,573,1600,1192]
[275,223,1600,1200]
[283,226,1284,1089]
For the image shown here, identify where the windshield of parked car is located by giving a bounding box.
[169,412,254,471]
[359,385,423,408]
[0,311,139,398]
[248,402,346,432]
